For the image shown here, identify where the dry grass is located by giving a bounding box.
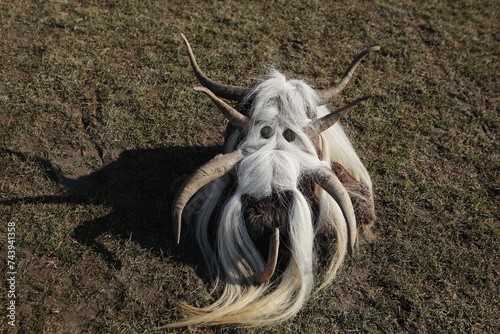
[1,0,498,333]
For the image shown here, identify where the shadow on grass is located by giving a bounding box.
[1,146,222,273]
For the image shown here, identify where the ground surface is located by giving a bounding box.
[0,0,498,333]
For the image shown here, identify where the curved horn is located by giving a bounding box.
[181,33,250,101]
[172,150,245,244]
[317,46,380,104]
[303,95,371,137]
[253,227,280,284]
[194,86,249,130]
[310,167,357,255]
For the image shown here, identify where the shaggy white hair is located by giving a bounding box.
[167,70,373,327]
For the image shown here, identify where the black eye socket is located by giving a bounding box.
[260,126,274,139]
[283,128,296,142]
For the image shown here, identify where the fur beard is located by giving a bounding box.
[172,145,350,327]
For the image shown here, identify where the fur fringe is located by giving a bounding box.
[164,70,372,329]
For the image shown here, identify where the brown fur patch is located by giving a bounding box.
[332,162,375,227]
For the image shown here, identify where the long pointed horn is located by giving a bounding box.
[303,95,371,137]
[194,86,249,130]
[310,167,357,255]
[181,33,250,101]
[172,150,245,244]
[253,227,280,284]
[317,46,380,104]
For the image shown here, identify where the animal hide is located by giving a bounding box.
[166,34,378,328]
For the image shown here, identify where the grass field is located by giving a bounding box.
[1,0,498,333]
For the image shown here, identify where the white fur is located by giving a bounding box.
[171,70,372,327]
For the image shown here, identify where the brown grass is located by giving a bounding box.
[1,0,498,333]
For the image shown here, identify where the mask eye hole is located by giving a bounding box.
[283,128,296,142]
[260,126,274,139]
